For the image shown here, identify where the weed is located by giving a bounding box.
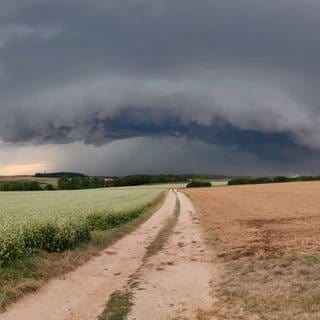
[98,290,133,320]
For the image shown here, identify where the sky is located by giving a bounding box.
[1,0,320,176]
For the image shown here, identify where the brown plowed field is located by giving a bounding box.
[185,182,320,259]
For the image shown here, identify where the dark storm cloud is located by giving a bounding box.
[1,0,320,169]
[2,0,320,87]
[0,88,314,163]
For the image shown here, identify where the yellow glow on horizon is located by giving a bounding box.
[0,163,50,176]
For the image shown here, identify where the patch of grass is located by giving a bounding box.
[144,197,180,259]
[98,290,133,320]
[0,192,165,312]
[213,254,320,319]
[301,293,320,312]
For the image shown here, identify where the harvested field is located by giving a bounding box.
[185,181,320,259]
[185,182,320,319]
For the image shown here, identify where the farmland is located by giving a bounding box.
[5,180,320,319]
[185,181,320,319]
[0,176,58,187]
[0,187,164,265]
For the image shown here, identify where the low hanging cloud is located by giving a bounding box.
[0,82,317,162]
[1,0,320,172]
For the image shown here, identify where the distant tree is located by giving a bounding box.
[193,173,205,180]
[57,176,105,190]
[71,176,83,189]
[187,176,211,188]
[29,181,42,190]
[58,177,70,189]
[89,177,105,188]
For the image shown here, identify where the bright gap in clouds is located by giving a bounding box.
[0,163,50,176]
[0,142,55,175]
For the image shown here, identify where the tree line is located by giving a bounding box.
[0,181,43,191]
[228,175,320,186]
[35,172,86,178]
[105,174,187,187]
[57,176,105,189]
[0,174,188,192]
[58,174,187,189]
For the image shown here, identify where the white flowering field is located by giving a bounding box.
[0,186,164,265]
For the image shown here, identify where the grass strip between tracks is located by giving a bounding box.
[99,196,180,320]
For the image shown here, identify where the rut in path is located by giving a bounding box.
[127,191,216,320]
[0,190,177,320]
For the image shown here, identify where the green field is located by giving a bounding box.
[0,180,226,265]
[0,187,164,265]
[210,179,229,186]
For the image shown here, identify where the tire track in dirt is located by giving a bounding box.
[0,191,177,320]
[127,191,216,320]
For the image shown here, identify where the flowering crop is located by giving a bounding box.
[0,186,164,265]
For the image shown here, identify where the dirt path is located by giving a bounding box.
[128,191,216,320]
[0,190,177,320]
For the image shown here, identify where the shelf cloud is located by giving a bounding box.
[1,0,320,174]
